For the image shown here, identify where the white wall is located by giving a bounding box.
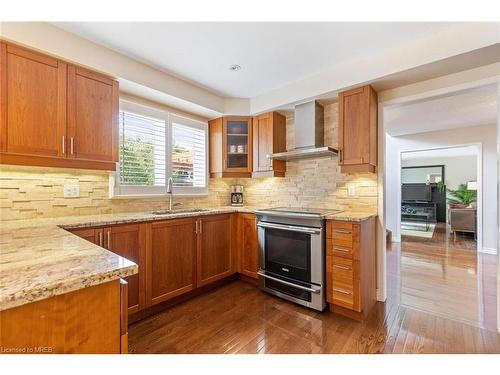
[386,124,497,252]
[402,155,477,190]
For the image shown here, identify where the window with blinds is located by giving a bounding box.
[114,101,208,196]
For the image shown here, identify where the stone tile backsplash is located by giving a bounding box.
[0,103,377,221]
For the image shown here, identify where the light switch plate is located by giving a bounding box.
[63,184,80,198]
[347,185,356,196]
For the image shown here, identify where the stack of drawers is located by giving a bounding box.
[325,217,376,321]
[326,221,361,312]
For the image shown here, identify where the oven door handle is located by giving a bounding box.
[257,270,321,293]
[257,222,321,234]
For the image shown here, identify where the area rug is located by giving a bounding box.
[401,222,435,238]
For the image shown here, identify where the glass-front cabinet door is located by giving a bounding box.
[223,117,252,174]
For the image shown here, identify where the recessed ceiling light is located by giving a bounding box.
[229,64,241,71]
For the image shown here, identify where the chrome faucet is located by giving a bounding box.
[166,176,181,211]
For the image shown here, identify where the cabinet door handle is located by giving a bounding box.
[199,220,202,234]
[333,288,352,295]
[98,231,103,247]
[224,159,227,170]
[62,136,66,155]
[333,246,351,253]
[333,264,351,270]
[70,137,74,155]
[339,148,343,163]
[107,230,111,249]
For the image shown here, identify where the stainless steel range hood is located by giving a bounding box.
[270,101,338,160]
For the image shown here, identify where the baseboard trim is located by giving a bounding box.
[376,288,386,302]
[479,247,497,254]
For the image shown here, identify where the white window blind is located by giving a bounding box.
[114,101,208,197]
[170,114,208,195]
[119,111,166,187]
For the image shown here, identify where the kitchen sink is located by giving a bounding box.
[151,208,209,215]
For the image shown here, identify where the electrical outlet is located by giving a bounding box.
[347,185,356,197]
[63,184,80,198]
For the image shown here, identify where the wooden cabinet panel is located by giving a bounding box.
[209,117,252,177]
[239,213,259,279]
[106,224,146,314]
[70,224,145,315]
[70,227,103,245]
[252,112,286,177]
[338,85,377,173]
[67,66,118,163]
[197,214,233,287]
[148,218,197,306]
[326,217,376,320]
[0,280,121,353]
[0,43,66,157]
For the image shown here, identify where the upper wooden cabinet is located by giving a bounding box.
[67,66,118,163]
[0,43,67,158]
[338,85,378,173]
[209,116,253,177]
[252,112,286,177]
[0,41,118,171]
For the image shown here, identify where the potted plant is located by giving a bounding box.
[447,183,477,208]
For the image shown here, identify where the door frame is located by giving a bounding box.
[397,144,483,251]
[377,76,500,333]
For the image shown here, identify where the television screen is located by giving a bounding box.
[402,184,432,201]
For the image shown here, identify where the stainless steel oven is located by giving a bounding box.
[256,208,341,311]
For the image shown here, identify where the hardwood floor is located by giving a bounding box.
[129,223,499,354]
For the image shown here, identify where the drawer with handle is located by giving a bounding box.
[328,242,354,258]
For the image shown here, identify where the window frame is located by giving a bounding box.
[112,100,209,198]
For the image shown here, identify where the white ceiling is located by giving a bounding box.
[385,84,498,136]
[401,146,478,160]
[53,22,456,98]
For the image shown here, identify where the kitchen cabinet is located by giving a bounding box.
[0,41,118,171]
[0,279,125,353]
[105,224,147,314]
[239,213,259,279]
[67,66,118,163]
[338,85,378,173]
[70,223,146,315]
[209,116,253,177]
[325,217,377,321]
[69,227,102,244]
[196,214,234,287]
[0,42,67,158]
[147,218,197,306]
[252,112,286,177]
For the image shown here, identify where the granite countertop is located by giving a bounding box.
[0,206,375,312]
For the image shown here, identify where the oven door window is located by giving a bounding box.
[265,227,311,282]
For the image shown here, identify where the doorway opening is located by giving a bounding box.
[382,83,498,331]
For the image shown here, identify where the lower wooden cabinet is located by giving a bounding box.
[197,214,234,287]
[70,223,147,315]
[0,279,125,354]
[326,217,376,320]
[239,213,259,279]
[68,213,245,316]
[147,218,197,306]
[105,224,146,314]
